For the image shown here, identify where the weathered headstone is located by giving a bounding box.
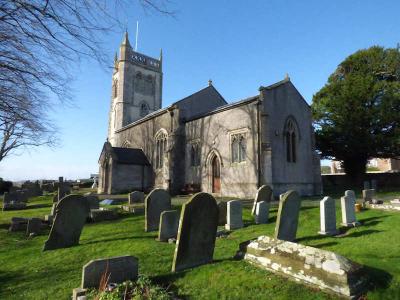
[81,255,138,288]
[89,209,118,222]
[9,217,28,232]
[225,200,243,230]
[85,195,100,209]
[145,189,171,232]
[371,179,377,191]
[129,191,145,204]
[319,196,338,236]
[274,190,301,242]
[43,195,90,251]
[172,192,218,272]
[255,201,268,224]
[217,201,227,225]
[157,210,179,242]
[26,218,42,235]
[363,181,370,190]
[341,191,360,227]
[251,185,273,215]
[362,189,375,203]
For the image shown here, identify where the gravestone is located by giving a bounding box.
[274,190,302,242]
[129,191,145,204]
[81,255,138,288]
[362,189,375,203]
[157,210,179,242]
[43,195,90,251]
[9,217,28,232]
[217,201,227,225]
[371,179,377,191]
[318,196,338,236]
[225,200,243,230]
[26,218,42,235]
[363,181,370,190]
[172,192,219,272]
[251,185,273,215]
[85,195,100,209]
[255,201,268,224]
[341,190,360,227]
[145,189,171,232]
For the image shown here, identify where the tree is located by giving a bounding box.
[0,0,172,162]
[312,46,400,181]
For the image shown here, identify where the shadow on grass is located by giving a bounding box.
[310,241,338,248]
[364,265,393,292]
[345,229,383,238]
[26,204,51,209]
[83,235,156,245]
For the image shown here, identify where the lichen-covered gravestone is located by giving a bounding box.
[129,191,144,204]
[362,189,375,203]
[251,185,273,215]
[341,190,360,227]
[274,190,301,242]
[43,195,90,251]
[319,196,338,236]
[157,210,179,242]
[225,200,243,230]
[255,201,268,224]
[81,255,138,288]
[217,201,227,225]
[172,192,219,272]
[145,189,171,232]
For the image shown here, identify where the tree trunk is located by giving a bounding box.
[342,156,368,185]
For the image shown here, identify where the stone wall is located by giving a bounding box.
[110,164,153,193]
[185,100,259,198]
[260,80,322,196]
[322,172,400,190]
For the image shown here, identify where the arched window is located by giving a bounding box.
[190,143,200,167]
[231,133,246,163]
[155,130,168,169]
[285,118,298,163]
[140,101,149,117]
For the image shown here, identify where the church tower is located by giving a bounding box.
[108,32,163,145]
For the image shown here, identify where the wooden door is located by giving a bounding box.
[212,156,221,193]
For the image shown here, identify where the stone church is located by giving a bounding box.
[98,32,322,198]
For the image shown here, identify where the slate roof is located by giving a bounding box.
[99,142,150,165]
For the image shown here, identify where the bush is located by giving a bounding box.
[0,178,13,194]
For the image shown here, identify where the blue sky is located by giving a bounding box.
[2,0,400,181]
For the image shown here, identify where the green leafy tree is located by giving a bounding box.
[312,46,400,181]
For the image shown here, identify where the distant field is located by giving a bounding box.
[0,190,399,299]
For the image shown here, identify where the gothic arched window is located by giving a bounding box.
[285,118,298,163]
[155,130,168,169]
[140,101,150,117]
[231,133,246,163]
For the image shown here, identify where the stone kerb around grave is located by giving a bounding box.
[172,192,219,272]
[251,185,273,215]
[242,236,368,298]
[43,194,90,251]
[145,189,171,232]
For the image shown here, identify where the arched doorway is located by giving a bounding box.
[211,155,221,193]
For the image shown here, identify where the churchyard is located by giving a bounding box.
[1,187,400,299]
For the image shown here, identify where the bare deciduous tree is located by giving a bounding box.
[0,0,173,162]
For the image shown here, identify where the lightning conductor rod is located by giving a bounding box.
[135,21,139,52]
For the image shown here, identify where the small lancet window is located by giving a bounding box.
[190,144,200,166]
[285,118,297,163]
[140,101,150,117]
[155,130,168,169]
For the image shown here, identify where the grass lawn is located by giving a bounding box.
[1,190,400,299]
